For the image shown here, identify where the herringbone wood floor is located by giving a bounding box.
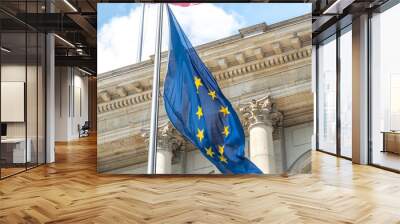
[1,135,400,224]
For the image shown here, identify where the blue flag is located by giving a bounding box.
[163,6,262,174]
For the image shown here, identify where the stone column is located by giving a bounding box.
[142,122,183,174]
[240,94,284,174]
[156,146,173,174]
[352,14,369,165]
[46,0,56,163]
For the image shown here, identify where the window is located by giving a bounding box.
[370,3,400,171]
[339,26,352,158]
[0,1,47,179]
[317,35,337,154]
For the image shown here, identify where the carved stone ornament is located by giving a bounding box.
[141,122,185,153]
[239,94,283,129]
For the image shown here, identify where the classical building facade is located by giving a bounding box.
[97,14,313,174]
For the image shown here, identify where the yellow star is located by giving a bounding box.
[196,128,204,142]
[218,145,224,155]
[219,106,230,117]
[194,76,203,92]
[223,126,229,137]
[208,90,217,100]
[205,147,214,157]
[219,155,228,164]
[196,106,203,119]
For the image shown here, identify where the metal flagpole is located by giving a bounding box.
[147,3,164,174]
[136,3,145,63]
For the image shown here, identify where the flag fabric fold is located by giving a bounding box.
[163,5,263,174]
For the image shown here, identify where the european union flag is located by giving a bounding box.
[163,6,262,174]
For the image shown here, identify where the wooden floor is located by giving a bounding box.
[1,167,26,178]
[373,150,400,171]
[1,135,400,223]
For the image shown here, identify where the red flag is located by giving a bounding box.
[170,3,199,7]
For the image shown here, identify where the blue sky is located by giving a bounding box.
[97,3,311,73]
[98,3,136,28]
[98,3,311,31]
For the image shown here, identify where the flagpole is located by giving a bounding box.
[147,3,164,174]
[136,3,145,62]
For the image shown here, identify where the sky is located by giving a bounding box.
[97,3,311,73]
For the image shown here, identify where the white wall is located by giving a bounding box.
[55,67,89,141]
[1,65,33,139]
[1,64,47,164]
[1,65,26,131]
[70,73,89,138]
[55,67,69,141]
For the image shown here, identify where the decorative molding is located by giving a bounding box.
[141,122,186,153]
[290,36,302,49]
[97,46,311,114]
[239,22,268,37]
[253,48,264,60]
[213,47,311,84]
[235,53,246,64]
[116,86,128,97]
[217,58,228,70]
[240,94,283,129]
[99,91,111,102]
[272,42,282,54]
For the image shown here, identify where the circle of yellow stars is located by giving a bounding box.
[193,76,230,165]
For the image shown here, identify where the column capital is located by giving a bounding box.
[239,94,283,129]
[141,122,185,152]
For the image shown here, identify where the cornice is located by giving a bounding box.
[98,46,311,114]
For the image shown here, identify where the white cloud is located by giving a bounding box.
[170,4,242,46]
[97,7,141,74]
[98,4,243,74]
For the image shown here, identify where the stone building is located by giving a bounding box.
[97,14,313,174]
